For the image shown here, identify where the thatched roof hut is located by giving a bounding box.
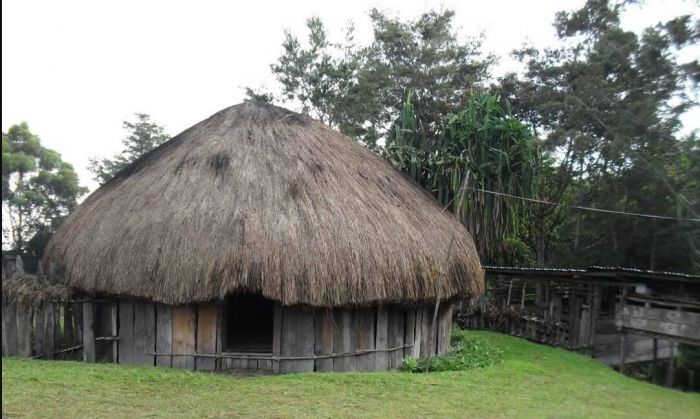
[40,103,484,372]
[44,103,482,306]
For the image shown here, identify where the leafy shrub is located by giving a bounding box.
[402,326,503,373]
[401,356,419,373]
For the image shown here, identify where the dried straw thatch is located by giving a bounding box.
[43,103,483,306]
[2,272,71,306]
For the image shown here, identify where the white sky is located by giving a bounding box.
[2,0,698,192]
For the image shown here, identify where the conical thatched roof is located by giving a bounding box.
[43,103,483,306]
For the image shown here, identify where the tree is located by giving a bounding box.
[250,9,493,148]
[2,122,87,269]
[89,113,170,184]
[496,0,699,271]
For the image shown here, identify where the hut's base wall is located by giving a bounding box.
[81,298,453,373]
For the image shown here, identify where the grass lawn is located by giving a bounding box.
[2,330,699,418]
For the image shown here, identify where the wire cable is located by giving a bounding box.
[465,187,700,222]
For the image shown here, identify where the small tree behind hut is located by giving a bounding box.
[89,113,170,185]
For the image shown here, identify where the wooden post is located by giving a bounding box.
[83,302,95,362]
[665,342,676,388]
[652,338,658,384]
[2,303,18,356]
[404,308,416,360]
[272,302,282,373]
[506,280,513,306]
[16,304,32,357]
[111,303,118,362]
[618,285,627,374]
[36,303,55,359]
[521,283,527,310]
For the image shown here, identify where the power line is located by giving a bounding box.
[465,187,700,222]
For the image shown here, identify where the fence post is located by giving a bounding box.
[83,302,95,362]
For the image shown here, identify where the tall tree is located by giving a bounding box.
[497,0,699,271]
[89,113,170,184]
[250,9,493,148]
[2,122,87,269]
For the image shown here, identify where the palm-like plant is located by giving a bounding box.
[384,92,538,263]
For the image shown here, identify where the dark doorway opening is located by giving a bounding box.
[223,293,273,352]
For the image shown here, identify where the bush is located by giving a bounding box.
[402,326,503,373]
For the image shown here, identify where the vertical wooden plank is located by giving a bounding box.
[63,303,74,349]
[172,304,196,370]
[83,302,95,362]
[118,299,134,364]
[333,308,356,372]
[437,304,452,354]
[215,305,223,370]
[196,303,218,371]
[374,306,389,371]
[258,358,272,371]
[2,303,18,356]
[280,305,315,373]
[314,308,334,372]
[420,306,433,357]
[111,303,119,363]
[156,304,173,367]
[272,302,282,373]
[412,308,422,358]
[16,304,32,357]
[404,308,415,360]
[354,307,375,371]
[133,301,156,365]
[388,306,405,369]
[37,303,55,359]
[96,303,113,362]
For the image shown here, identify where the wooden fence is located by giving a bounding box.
[2,301,83,360]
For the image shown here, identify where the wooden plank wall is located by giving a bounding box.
[314,308,334,372]
[279,306,315,373]
[156,305,173,367]
[171,305,196,370]
[332,308,356,372]
[16,303,32,357]
[83,302,95,362]
[77,298,455,374]
[133,301,156,365]
[196,304,218,371]
[118,299,134,364]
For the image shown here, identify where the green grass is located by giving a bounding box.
[3,331,699,418]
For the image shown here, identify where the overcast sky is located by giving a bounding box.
[2,0,698,192]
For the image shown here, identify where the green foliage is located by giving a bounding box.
[253,9,492,149]
[403,326,503,373]
[401,356,419,373]
[89,113,169,184]
[497,0,700,272]
[2,123,87,267]
[385,92,539,263]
